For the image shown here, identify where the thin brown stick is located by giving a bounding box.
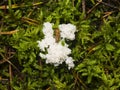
[0,56,13,64]
[0,2,43,9]
[0,53,20,73]
[100,1,120,10]
[76,73,87,89]
[87,0,102,14]
[72,70,87,89]
[0,53,15,64]
[0,76,8,81]
[102,11,113,19]
[21,17,39,25]
[0,30,18,35]
[82,0,86,18]
[9,64,13,90]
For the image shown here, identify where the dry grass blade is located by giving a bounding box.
[9,64,13,90]
[102,11,113,18]
[0,2,43,9]
[21,17,39,25]
[0,30,18,35]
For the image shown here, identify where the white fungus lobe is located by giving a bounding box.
[59,23,76,40]
[37,22,76,69]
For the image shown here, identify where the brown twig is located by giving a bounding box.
[73,70,88,89]
[76,73,87,89]
[100,1,120,11]
[21,17,39,25]
[82,0,86,18]
[102,11,113,19]
[0,30,18,35]
[9,64,13,90]
[0,54,14,64]
[0,53,20,73]
[87,0,119,17]
[87,0,102,14]
[0,2,43,9]
[0,76,8,81]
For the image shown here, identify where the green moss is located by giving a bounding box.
[0,0,120,89]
